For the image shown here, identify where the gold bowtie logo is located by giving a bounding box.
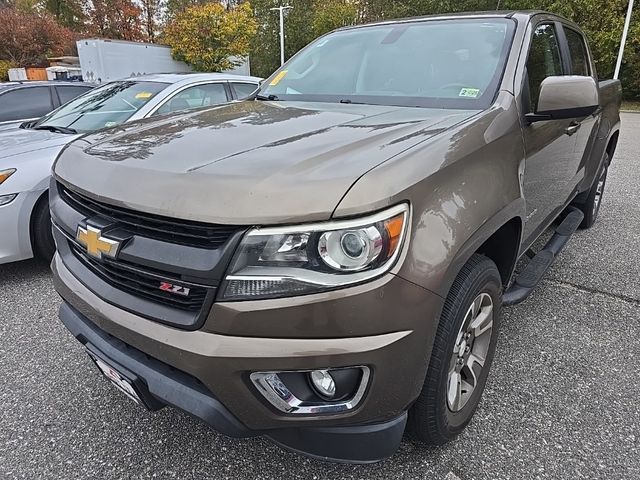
[76,225,120,259]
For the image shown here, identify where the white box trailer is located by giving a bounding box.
[77,38,250,83]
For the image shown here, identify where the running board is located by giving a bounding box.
[503,207,584,306]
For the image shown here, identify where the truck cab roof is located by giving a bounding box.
[336,10,579,31]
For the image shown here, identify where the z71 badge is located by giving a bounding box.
[159,282,191,296]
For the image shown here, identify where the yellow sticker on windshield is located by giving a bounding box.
[459,88,480,98]
[269,70,288,86]
[135,92,153,99]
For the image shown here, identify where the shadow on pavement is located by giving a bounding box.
[0,258,51,284]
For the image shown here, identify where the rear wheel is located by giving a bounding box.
[408,254,502,444]
[31,195,55,262]
[575,154,609,229]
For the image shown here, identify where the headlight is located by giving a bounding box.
[221,203,409,300]
[0,168,16,185]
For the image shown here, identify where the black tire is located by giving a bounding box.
[574,153,609,229]
[408,254,502,445]
[31,195,56,262]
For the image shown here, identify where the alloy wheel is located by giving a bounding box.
[447,292,494,412]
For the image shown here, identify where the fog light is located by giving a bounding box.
[309,369,336,398]
[250,366,370,415]
[0,194,17,206]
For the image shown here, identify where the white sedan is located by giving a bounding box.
[0,72,261,264]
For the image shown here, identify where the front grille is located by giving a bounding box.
[70,242,209,312]
[58,182,244,249]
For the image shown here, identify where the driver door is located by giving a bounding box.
[521,22,577,244]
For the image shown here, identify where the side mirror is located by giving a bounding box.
[527,75,599,123]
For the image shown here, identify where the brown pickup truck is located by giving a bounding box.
[50,11,621,463]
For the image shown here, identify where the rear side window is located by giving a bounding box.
[526,23,563,112]
[0,86,53,122]
[564,28,590,76]
[57,85,93,105]
[231,82,258,99]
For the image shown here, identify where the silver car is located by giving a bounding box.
[0,81,94,132]
[0,73,261,264]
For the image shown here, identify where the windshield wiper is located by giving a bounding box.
[255,94,279,101]
[32,125,78,134]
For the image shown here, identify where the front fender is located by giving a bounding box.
[334,92,525,298]
[0,145,64,195]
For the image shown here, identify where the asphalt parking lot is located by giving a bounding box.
[1,113,638,480]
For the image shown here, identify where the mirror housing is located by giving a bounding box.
[527,75,599,123]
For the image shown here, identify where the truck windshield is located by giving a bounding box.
[260,18,515,109]
[34,81,167,133]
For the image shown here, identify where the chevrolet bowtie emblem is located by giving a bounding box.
[76,225,120,260]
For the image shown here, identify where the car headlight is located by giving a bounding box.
[0,168,16,185]
[221,203,409,300]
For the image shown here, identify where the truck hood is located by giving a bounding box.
[0,127,77,161]
[54,101,477,224]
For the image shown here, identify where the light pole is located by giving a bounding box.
[270,5,293,66]
[614,0,635,79]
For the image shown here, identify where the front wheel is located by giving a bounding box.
[31,195,56,262]
[408,254,502,444]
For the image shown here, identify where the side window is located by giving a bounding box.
[0,87,53,121]
[564,28,590,76]
[231,82,258,99]
[57,85,93,105]
[155,83,229,115]
[526,23,563,112]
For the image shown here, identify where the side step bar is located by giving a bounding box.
[503,206,584,306]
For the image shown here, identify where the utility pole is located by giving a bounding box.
[270,5,293,66]
[614,0,635,79]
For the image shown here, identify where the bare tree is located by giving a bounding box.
[139,0,166,42]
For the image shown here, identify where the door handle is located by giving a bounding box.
[565,121,581,136]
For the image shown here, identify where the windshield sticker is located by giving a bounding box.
[269,70,288,86]
[459,88,480,98]
[135,92,154,99]
[104,121,117,127]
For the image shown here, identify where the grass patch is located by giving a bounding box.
[621,101,640,111]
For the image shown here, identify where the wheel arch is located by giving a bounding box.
[29,188,50,249]
[474,217,523,288]
[437,203,525,298]
[605,130,619,163]
[574,127,619,205]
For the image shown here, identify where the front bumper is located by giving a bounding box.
[53,253,443,461]
[0,189,42,264]
[60,300,407,462]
